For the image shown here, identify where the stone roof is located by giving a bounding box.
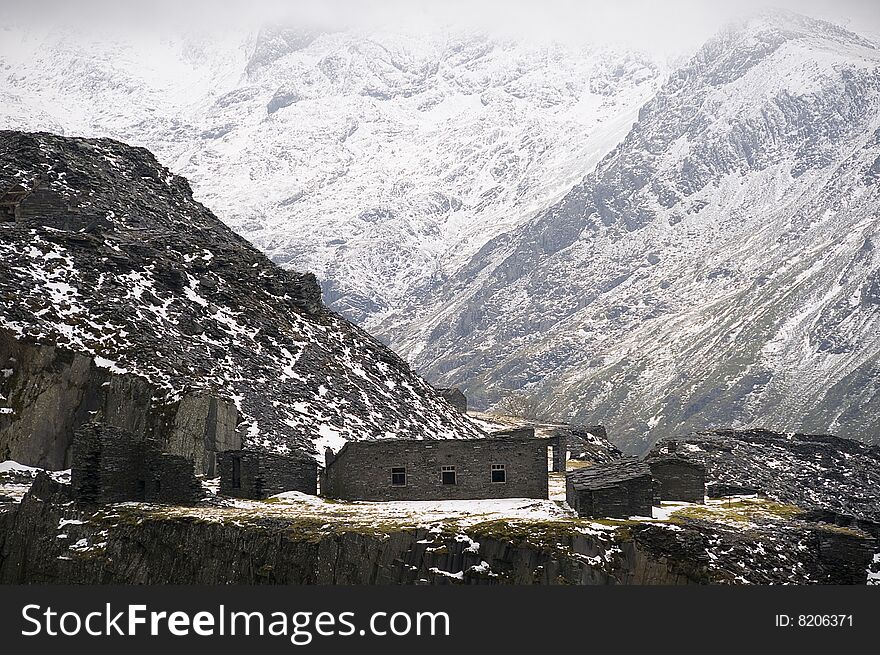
[643,451,706,468]
[566,457,652,491]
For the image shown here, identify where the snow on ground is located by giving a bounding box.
[868,553,880,585]
[0,461,43,474]
[549,471,566,500]
[224,492,576,529]
[0,460,70,502]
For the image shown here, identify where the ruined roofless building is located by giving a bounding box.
[565,457,654,519]
[322,435,551,501]
[489,425,568,473]
[71,422,201,505]
[217,450,318,500]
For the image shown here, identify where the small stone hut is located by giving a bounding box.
[217,450,318,499]
[71,423,201,505]
[566,457,654,519]
[434,387,468,413]
[644,453,706,504]
[322,436,551,501]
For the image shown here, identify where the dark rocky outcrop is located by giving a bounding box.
[0,475,872,584]
[0,130,483,473]
[0,332,239,472]
[647,429,880,533]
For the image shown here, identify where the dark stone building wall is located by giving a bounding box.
[550,433,567,472]
[323,437,550,501]
[566,458,654,519]
[645,456,706,504]
[489,427,536,439]
[218,450,318,499]
[71,423,201,505]
[434,387,467,413]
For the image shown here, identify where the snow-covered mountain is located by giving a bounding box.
[386,11,880,452]
[3,11,879,455]
[0,24,662,325]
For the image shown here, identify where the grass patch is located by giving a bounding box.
[466,518,581,545]
[670,499,805,525]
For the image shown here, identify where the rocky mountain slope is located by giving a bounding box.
[0,24,662,326]
[0,130,482,470]
[648,429,880,529]
[386,12,880,452]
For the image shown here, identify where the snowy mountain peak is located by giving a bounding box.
[0,24,665,327]
[384,11,880,452]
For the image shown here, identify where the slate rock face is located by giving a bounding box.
[0,131,483,470]
[0,331,236,471]
[1,462,874,584]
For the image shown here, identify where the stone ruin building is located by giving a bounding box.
[644,453,707,504]
[557,424,621,463]
[0,177,51,223]
[565,457,654,519]
[433,386,468,413]
[488,426,568,473]
[71,422,201,505]
[217,450,318,500]
[322,436,551,501]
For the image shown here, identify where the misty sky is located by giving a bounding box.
[2,0,878,54]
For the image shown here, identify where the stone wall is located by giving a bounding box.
[71,423,201,505]
[489,427,536,439]
[645,456,706,504]
[566,458,654,519]
[550,433,567,472]
[323,437,549,501]
[217,450,318,499]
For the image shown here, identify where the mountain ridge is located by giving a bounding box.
[383,10,880,452]
[0,130,483,470]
